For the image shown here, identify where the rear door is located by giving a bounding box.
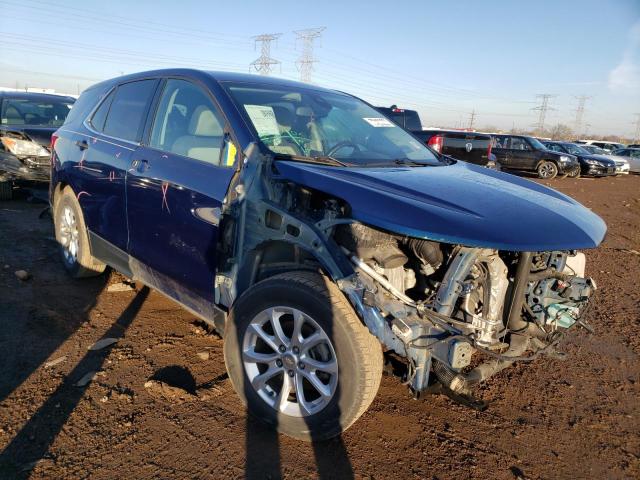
[73,79,158,252]
[125,78,237,312]
[491,136,510,166]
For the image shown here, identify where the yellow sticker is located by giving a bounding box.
[225,141,237,166]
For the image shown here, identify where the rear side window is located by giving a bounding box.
[65,88,101,126]
[103,80,157,142]
[89,90,115,132]
[493,136,508,148]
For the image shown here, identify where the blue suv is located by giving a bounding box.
[51,69,605,440]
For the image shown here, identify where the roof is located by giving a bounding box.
[86,68,338,94]
[0,91,76,102]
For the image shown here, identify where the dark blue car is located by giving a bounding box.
[51,69,606,440]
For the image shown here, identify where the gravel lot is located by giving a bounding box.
[0,175,638,479]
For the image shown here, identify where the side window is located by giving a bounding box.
[103,80,157,142]
[546,144,562,153]
[510,138,530,150]
[492,136,506,149]
[89,90,115,132]
[631,150,640,158]
[149,79,226,166]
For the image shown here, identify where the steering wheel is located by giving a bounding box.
[327,141,359,157]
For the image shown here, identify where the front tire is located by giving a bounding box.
[224,271,383,441]
[537,160,558,179]
[53,187,106,278]
[567,165,581,178]
[0,178,12,200]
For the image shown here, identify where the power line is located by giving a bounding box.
[573,95,592,135]
[249,33,282,75]
[531,94,556,131]
[294,27,326,83]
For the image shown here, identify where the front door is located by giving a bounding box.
[508,137,538,170]
[125,78,237,312]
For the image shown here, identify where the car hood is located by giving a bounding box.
[0,125,56,150]
[582,154,616,165]
[275,160,607,252]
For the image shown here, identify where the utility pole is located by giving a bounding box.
[468,109,477,130]
[632,113,640,142]
[294,27,326,83]
[573,95,592,135]
[531,94,556,132]
[250,33,282,76]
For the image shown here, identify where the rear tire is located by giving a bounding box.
[224,271,383,441]
[0,179,12,200]
[53,187,106,278]
[537,160,558,179]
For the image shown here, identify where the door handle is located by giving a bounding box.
[129,159,150,173]
[75,139,89,150]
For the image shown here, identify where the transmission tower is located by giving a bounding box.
[634,113,640,142]
[468,109,477,130]
[573,95,592,135]
[294,27,326,83]
[250,33,282,75]
[531,94,556,131]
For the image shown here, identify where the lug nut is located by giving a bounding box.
[278,345,286,353]
[287,370,294,377]
[292,346,299,354]
[298,362,305,369]
[276,359,283,367]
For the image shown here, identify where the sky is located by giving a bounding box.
[1,0,639,137]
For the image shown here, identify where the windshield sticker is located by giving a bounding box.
[244,105,281,138]
[363,117,395,127]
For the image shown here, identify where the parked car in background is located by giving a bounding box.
[627,144,640,149]
[0,91,75,199]
[611,148,640,173]
[491,134,579,178]
[50,69,605,440]
[374,106,493,167]
[580,145,608,155]
[542,141,624,176]
[575,140,626,152]
[410,129,494,167]
[374,105,422,130]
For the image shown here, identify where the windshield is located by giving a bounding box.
[224,83,442,167]
[528,137,547,150]
[0,97,74,127]
[563,143,588,155]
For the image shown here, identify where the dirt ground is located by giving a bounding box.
[0,175,638,480]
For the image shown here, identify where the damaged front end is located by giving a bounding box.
[0,130,52,182]
[216,147,605,408]
[335,225,597,404]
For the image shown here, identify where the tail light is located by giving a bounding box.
[427,134,443,153]
[487,139,492,159]
[50,133,59,151]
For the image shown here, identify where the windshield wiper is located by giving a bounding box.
[392,158,431,166]
[273,153,349,167]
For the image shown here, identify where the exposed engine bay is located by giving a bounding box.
[331,220,596,402]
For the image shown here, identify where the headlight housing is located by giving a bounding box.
[1,137,50,157]
[559,155,574,163]
[583,159,601,166]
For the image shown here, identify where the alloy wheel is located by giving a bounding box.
[242,306,338,417]
[58,205,79,265]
